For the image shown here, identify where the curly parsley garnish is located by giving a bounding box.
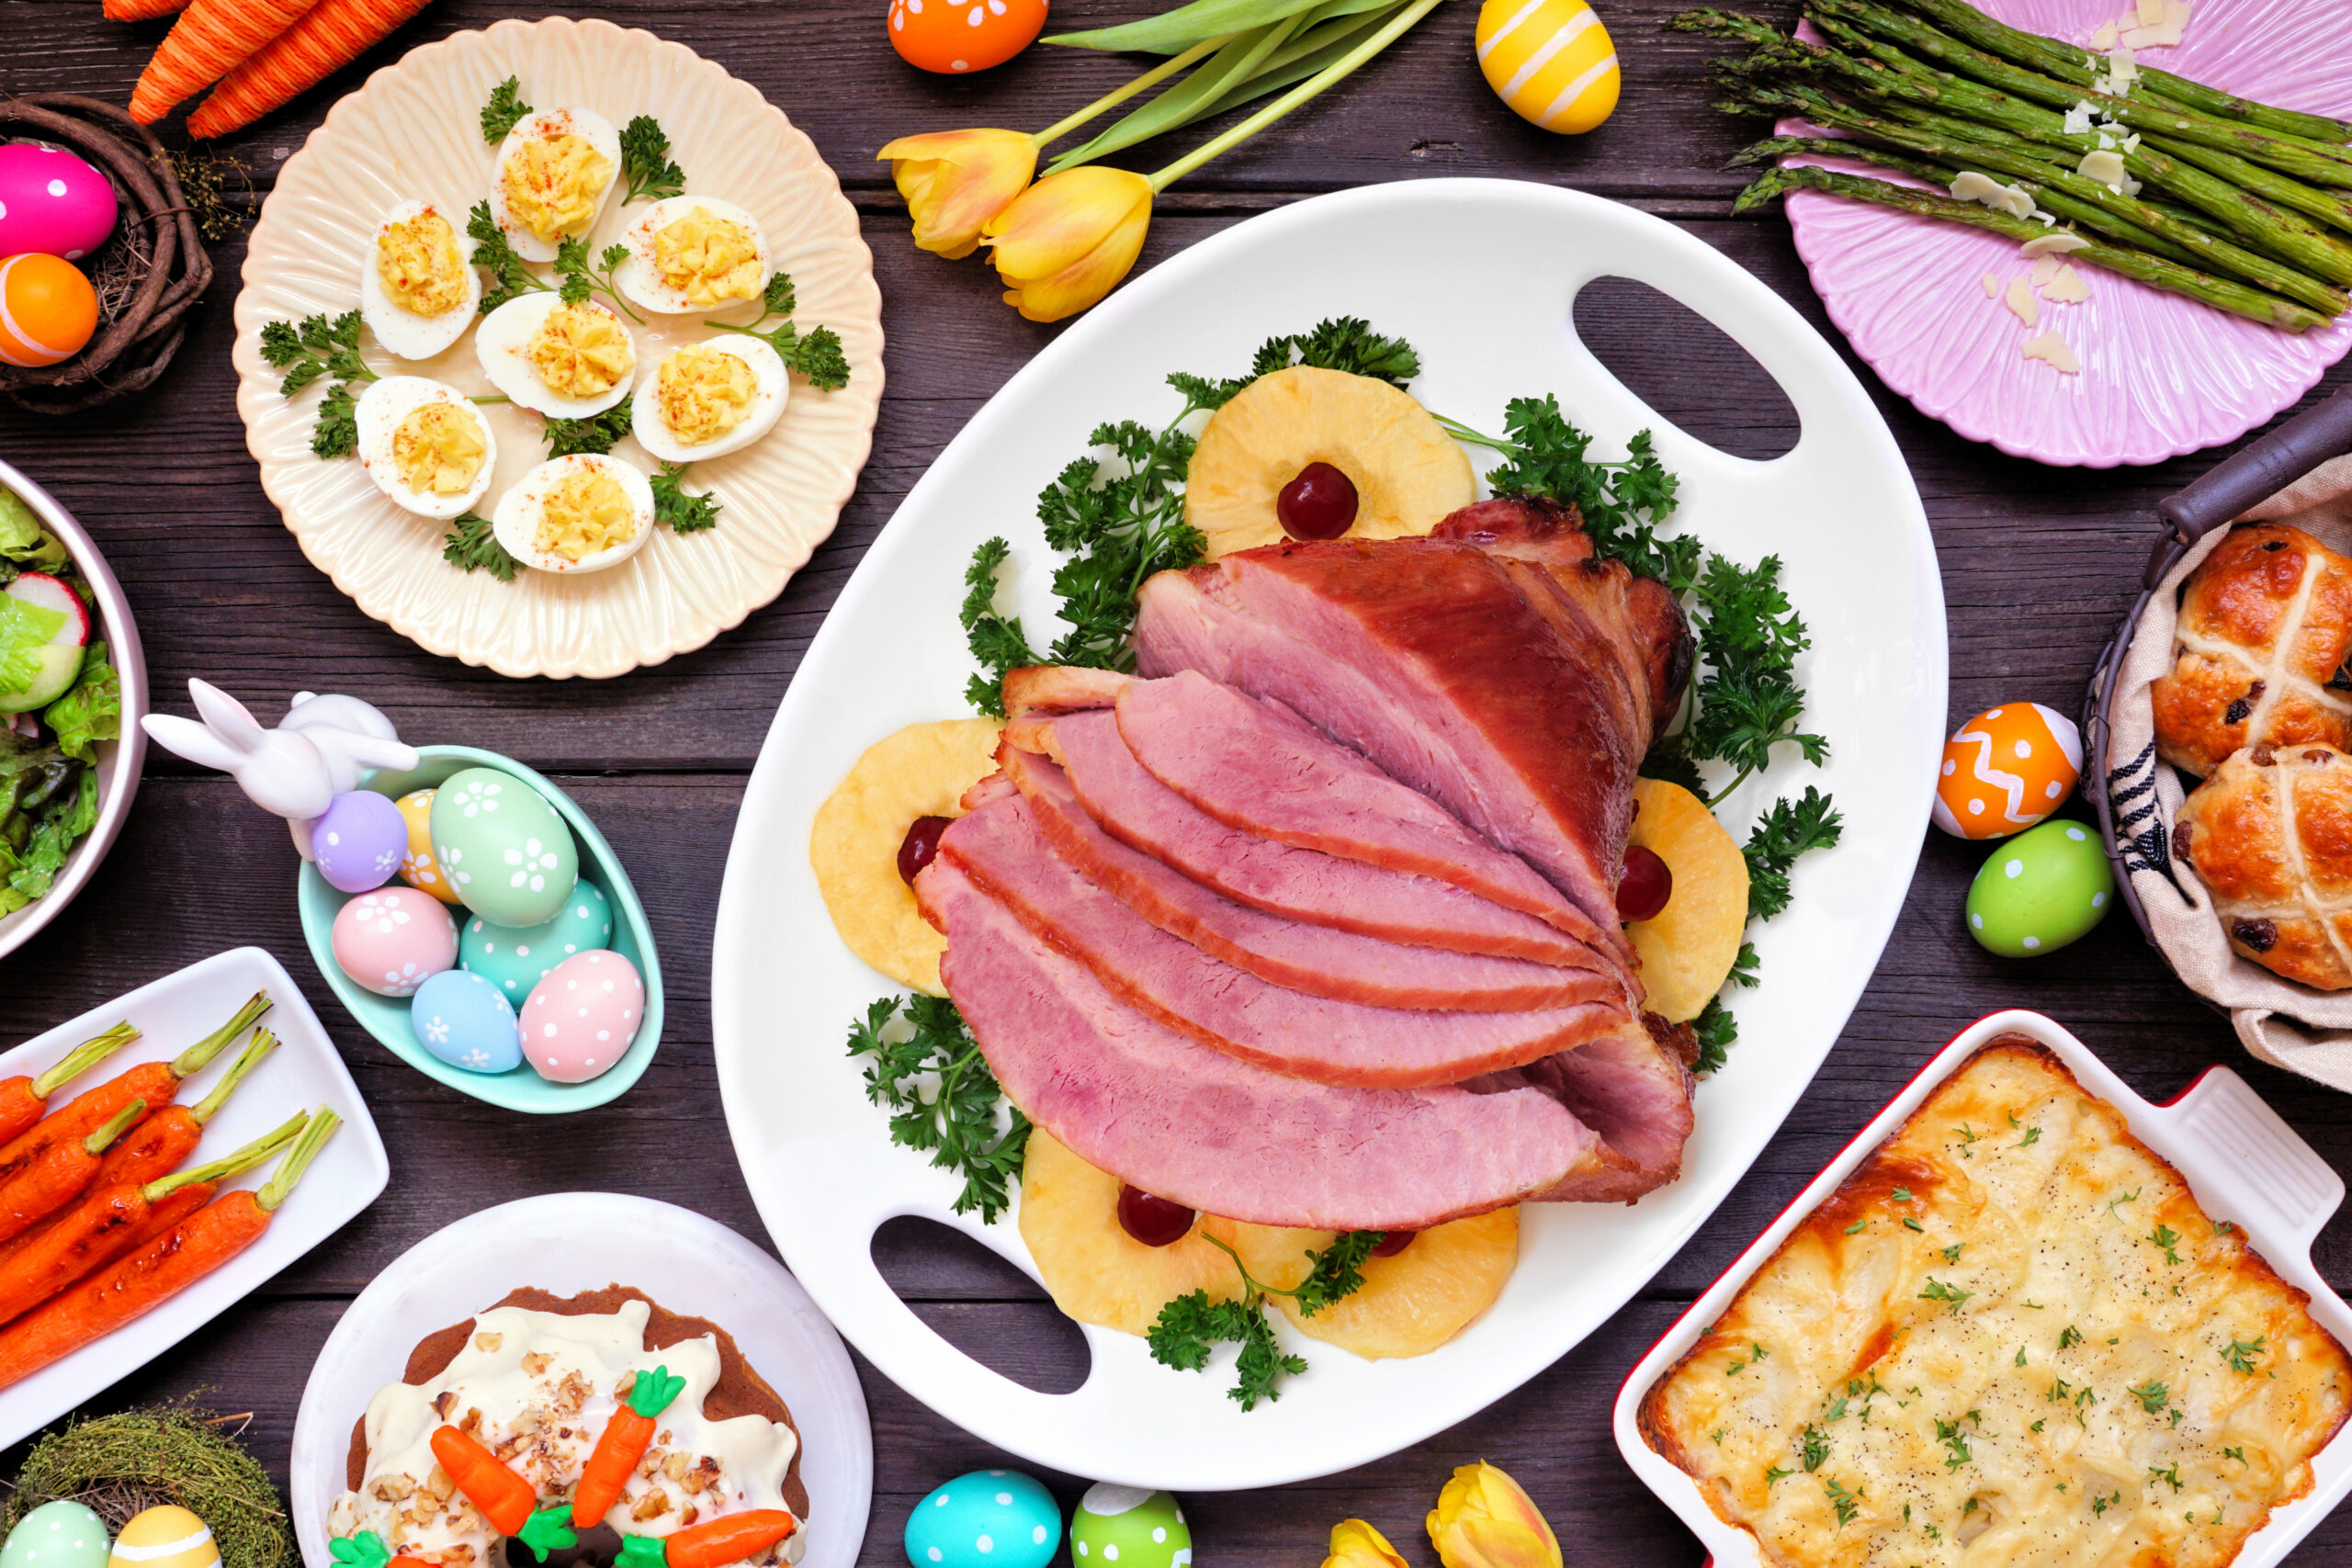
[713,273,851,390]
[620,115,686,204]
[846,994,1029,1223]
[652,462,721,534]
[440,513,518,581]
[258,311,379,457]
[1148,1229,1379,1410]
[544,401,634,458]
[481,76,533,142]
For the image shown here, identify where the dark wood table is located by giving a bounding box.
[5,0,2350,1561]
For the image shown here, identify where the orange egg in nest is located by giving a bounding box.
[889,0,1047,73]
[0,254,97,368]
[1932,702,2083,840]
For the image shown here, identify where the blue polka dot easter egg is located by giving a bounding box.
[0,1501,112,1568]
[904,1470,1060,1568]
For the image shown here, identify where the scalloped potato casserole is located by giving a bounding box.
[1641,1039,2350,1567]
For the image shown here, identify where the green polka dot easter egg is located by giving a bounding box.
[1,1502,113,1568]
[1070,1483,1190,1567]
[1965,818,2115,958]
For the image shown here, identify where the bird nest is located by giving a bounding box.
[0,94,212,414]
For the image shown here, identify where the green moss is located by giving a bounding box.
[3,1403,288,1568]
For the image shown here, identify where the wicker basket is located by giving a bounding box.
[0,95,211,414]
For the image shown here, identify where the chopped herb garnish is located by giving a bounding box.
[2015,1125,2041,1146]
[2215,1219,2238,1236]
[2150,1224,2183,1264]
[2060,1325,2084,1349]
[1763,1464,1793,1483]
[2015,1347,2027,1368]
[1941,1243,1964,1263]
[2226,1335,2267,1374]
[2093,1492,2118,1516]
[1824,1476,1861,1528]
[2150,1462,2183,1493]
[1891,1187,1913,1202]
[1918,1278,1973,1314]
[2224,1446,2245,1464]
[2109,1189,2141,1217]
[1934,1417,1973,1470]
[1845,1219,1869,1235]
[2128,1378,2168,1414]
[1902,1217,1925,1232]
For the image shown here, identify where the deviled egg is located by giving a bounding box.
[474,293,636,419]
[492,454,655,575]
[354,378,497,521]
[358,199,480,360]
[614,196,773,316]
[629,336,788,465]
[487,107,621,263]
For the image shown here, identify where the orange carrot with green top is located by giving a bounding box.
[0,994,267,1178]
[429,1423,546,1536]
[130,0,328,122]
[657,1511,801,1568]
[0,1100,147,1245]
[0,1107,337,1390]
[572,1364,687,1527]
[0,1025,138,1148]
[184,0,435,138]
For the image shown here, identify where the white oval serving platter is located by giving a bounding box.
[710,177,1948,1490]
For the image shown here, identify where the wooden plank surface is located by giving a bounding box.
[4,0,2351,1562]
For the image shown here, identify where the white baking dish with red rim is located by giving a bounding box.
[1611,1009,2352,1568]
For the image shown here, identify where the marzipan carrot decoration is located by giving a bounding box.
[129,0,327,123]
[0,993,268,1176]
[0,1105,339,1391]
[572,1364,687,1526]
[616,1510,800,1568]
[0,1024,138,1146]
[0,1100,147,1244]
[184,0,435,139]
[0,1110,306,1324]
[429,1424,537,1537]
[327,1529,431,1568]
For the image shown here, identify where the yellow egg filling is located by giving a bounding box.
[390,402,487,495]
[536,467,639,562]
[526,303,633,399]
[375,211,469,318]
[656,344,758,446]
[501,133,613,243]
[650,208,764,307]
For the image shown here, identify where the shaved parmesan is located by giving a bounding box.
[2090,21,2118,47]
[2078,148,2130,188]
[2064,100,2098,135]
[2031,254,2063,288]
[2136,0,2161,26]
[1951,171,2037,219]
[2043,265,2092,303]
[2006,275,2041,327]
[1982,272,2002,299]
[2021,231,2091,258]
[2023,331,2081,373]
[2105,48,2140,93]
[2120,0,2192,48]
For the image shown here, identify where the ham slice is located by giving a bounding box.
[1048,709,1603,968]
[920,858,1600,1228]
[1476,1014,1698,1203]
[1114,670,1593,938]
[939,791,1623,1087]
[1000,744,1610,1012]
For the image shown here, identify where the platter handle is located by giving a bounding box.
[2154,1067,2346,1255]
[2147,383,2352,588]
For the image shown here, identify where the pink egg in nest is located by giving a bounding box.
[518,949,642,1084]
[332,886,458,998]
[0,144,117,263]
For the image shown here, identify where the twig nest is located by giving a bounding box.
[0,95,211,413]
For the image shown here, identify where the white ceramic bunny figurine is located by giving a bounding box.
[141,682,419,858]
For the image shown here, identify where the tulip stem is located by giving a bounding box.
[1033,35,1235,147]
[1147,0,1448,191]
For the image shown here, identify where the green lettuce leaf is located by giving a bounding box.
[45,640,119,763]
[0,489,66,570]
[10,767,96,902]
[0,597,65,700]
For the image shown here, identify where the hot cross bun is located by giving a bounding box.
[2176,742,2352,990]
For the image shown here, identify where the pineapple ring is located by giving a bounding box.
[809,717,1001,996]
[1184,366,1476,558]
[1223,1211,1521,1360]
[1018,1128,1250,1336]
[1625,777,1750,1023]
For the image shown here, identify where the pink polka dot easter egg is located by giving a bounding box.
[0,144,116,263]
[1932,703,2084,840]
[332,886,458,997]
[519,949,642,1084]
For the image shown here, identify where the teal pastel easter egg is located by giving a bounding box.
[904,1470,1059,1568]
[460,881,614,998]
[1071,1484,1190,1568]
[1965,818,2115,958]
[3,1501,111,1568]
[430,767,578,928]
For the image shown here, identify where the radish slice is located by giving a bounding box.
[4,573,87,648]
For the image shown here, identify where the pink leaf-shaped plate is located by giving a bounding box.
[1781,0,2352,468]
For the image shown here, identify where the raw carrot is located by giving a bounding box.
[661,1510,800,1568]
[0,1110,304,1325]
[0,994,267,1178]
[103,0,192,20]
[0,1024,139,1148]
[0,1100,147,1246]
[184,0,434,138]
[572,1364,687,1526]
[130,0,327,123]
[0,1106,339,1392]
[429,1424,537,1537]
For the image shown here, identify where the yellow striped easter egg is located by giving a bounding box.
[1476,0,1621,135]
[105,1510,216,1568]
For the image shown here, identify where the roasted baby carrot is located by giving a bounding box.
[0,1100,147,1245]
[0,994,267,1178]
[572,1364,687,1526]
[429,1423,537,1537]
[0,1110,305,1325]
[184,0,433,137]
[661,1510,800,1568]
[0,1024,138,1147]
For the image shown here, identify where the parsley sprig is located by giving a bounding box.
[846,994,1030,1223]
[441,513,519,581]
[715,274,852,390]
[620,115,687,204]
[541,404,720,534]
[258,311,379,457]
[651,463,720,534]
[481,76,533,142]
[1148,1229,1380,1410]
[544,402,634,458]
[468,200,544,313]
[556,235,644,323]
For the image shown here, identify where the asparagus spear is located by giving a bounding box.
[1881,0,2352,145]
[2143,135,2352,240]
[1736,164,2332,331]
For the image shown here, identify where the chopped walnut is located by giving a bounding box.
[523,1351,555,1375]
[617,1370,639,1398]
[513,1406,545,1434]
[460,1406,484,1435]
[680,1457,721,1496]
[389,1520,413,1547]
[632,1490,674,1522]
[555,1371,593,1415]
[663,1452,691,1482]
[475,1332,503,1352]
[434,1392,457,1419]
[373,1474,417,1502]
[638,1448,667,1478]
[680,1506,700,1528]
[442,1548,478,1568]
[425,1464,456,1502]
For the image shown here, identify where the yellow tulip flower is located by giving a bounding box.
[981,165,1155,323]
[1324,1519,1411,1568]
[876,129,1040,260]
[1426,1461,1562,1568]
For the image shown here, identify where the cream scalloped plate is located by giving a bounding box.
[712,180,1948,1490]
[231,17,882,679]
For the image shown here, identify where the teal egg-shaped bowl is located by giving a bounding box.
[296,746,662,1113]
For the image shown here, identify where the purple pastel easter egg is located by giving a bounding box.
[313,789,410,893]
[518,949,642,1084]
[332,886,458,998]
[0,145,117,262]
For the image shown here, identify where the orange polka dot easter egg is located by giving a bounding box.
[889,0,1048,74]
[1933,703,2084,840]
[0,254,96,368]
[105,1508,217,1568]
